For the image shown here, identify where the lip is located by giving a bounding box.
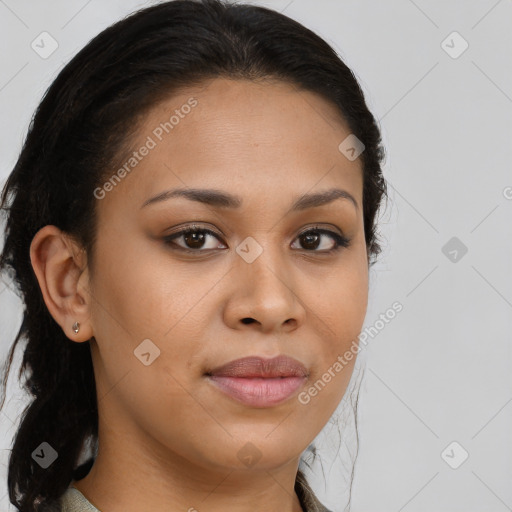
[205,355,308,408]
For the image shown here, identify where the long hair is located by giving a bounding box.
[0,1,387,510]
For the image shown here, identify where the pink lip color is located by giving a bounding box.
[206,355,308,407]
[208,375,306,407]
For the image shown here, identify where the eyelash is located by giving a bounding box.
[163,224,351,254]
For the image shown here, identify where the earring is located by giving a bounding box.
[72,321,80,334]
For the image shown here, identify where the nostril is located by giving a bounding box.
[241,318,255,324]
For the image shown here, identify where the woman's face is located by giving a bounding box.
[84,77,368,475]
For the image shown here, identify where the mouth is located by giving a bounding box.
[204,355,308,408]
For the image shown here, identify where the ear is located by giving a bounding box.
[30,225,94,342]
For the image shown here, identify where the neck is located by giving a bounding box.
[72,427,305,512]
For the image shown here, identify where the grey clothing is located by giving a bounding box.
[58,471,332,512]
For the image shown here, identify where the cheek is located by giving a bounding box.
[88,231,227,390]
[87,236,205,435]
[307,248,368,403]
[317,252,368,344]
[90,231,200,339]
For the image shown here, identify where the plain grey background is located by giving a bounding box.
[1,1,511,511]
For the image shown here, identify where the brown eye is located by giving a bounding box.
[299,231,322,250]
[163,225,350,254]
[292,228,350,252]
[182,230,207,249]
[164,226,226,252]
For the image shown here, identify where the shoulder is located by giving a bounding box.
[58,476,330,512]
[58,487,101,512]
[295,470,333,512]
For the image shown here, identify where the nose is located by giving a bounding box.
[223,245,307,334]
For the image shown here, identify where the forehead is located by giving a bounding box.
[97,77,363,216]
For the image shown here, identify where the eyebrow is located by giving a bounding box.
[141,187,359,212]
